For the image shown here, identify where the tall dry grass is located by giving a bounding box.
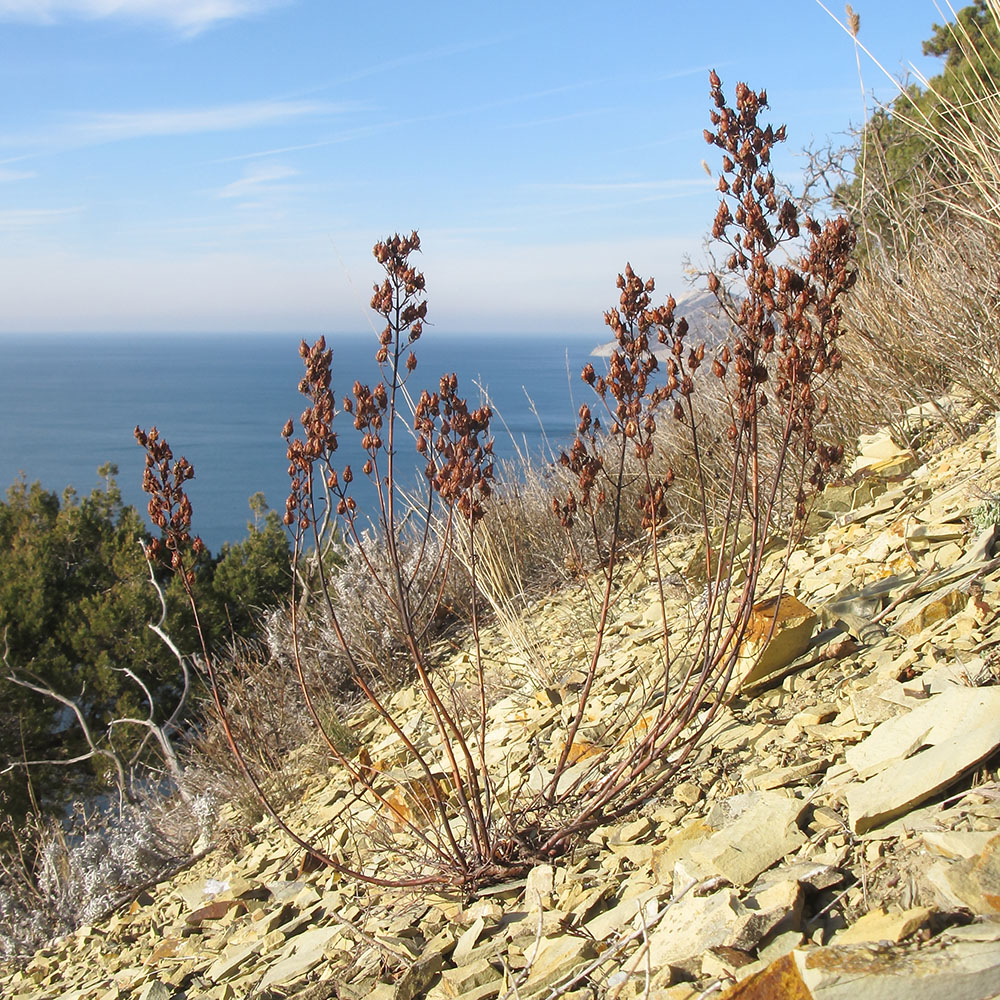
[821,0,1000,444]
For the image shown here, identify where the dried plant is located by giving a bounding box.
[139,77,854,890]
[531,74,854,854]
[277,233,510,885]
[0,783,210,960]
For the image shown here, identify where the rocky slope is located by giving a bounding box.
[3,396,1000,1000]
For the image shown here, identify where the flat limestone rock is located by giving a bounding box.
[792,938,1000,1000]
[719,952,812,999]
[925,835,1000,915]
[452,917,487,965]
[754,862,844,895]
[848,687,904,728]
[843,687,1000,780]
[258,926,340,989]
[645,890,749,969]
[651,818,715,884]
[865,451,920,478]
[206,939,263,983]
[394,953,444,1000]
[519,935,597,994]
[845,690,1000,834]
[523,864,555,912]
[744,757,830,791]
[136,983,173,1000]
[690,792,807,886]
[850,431,909,473]
[583,888,663,941]
[893,586,967,638]
[439,956,502,997]
[922,831,999,861]
[739,879,803,946]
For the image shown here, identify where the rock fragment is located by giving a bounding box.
[689,792,807,886]
[844,688,1000,833]
[793,938,1000,999]
[737,595,818,690]
[834,906,932,945]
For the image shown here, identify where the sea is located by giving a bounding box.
[0,332,600,553]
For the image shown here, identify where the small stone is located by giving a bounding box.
[618,816,654,842]
[718,952,811,999]
[791,703,838,727]
[452,917,487,966]
[745,758,829,791]
[393,954,443,1000]
[926,835,1000,914]
[290,884,322,909]
[136,983,173,1000]
[738,879,803,952]
[737,595,818,690]
[835,906,932,945]
[266,881,308,904]
[701,945,755,980]
[756,929,805,965]
[257,926,339,989]
[850,431,909,472]
[186,899,246,926]
[583,888,662,941]
[645,890,750,969]
[441,978,502,1000]
[520,935,598,994]
[809,806,845,833]
[689,792,807,886]
[524,864,555,911]
[650,818,714,884]
[864,842,883,864]
[261,930,286,953]
[464,899,504,922]
[148,938,182,963]
[218,877,264,901]
[894,586,967,637]
[206,940,261,983]
[439,957,503,997]
[672,781,703,806]
[757,862,845,894]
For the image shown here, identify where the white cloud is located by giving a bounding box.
[0,166,34,182]
[533,179,712,193]
[0,206,80,228]
[0,1,289,34]
[217,162,298,199]
[0,99,352,150]
[73,100,343,141]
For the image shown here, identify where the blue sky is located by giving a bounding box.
[0,1,949,336]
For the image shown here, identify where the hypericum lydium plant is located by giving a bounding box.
[533,71,855,856]
[137,75,855,890]
[278,232,514,886]
[135,427,205,580]
[134,426,367,881]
